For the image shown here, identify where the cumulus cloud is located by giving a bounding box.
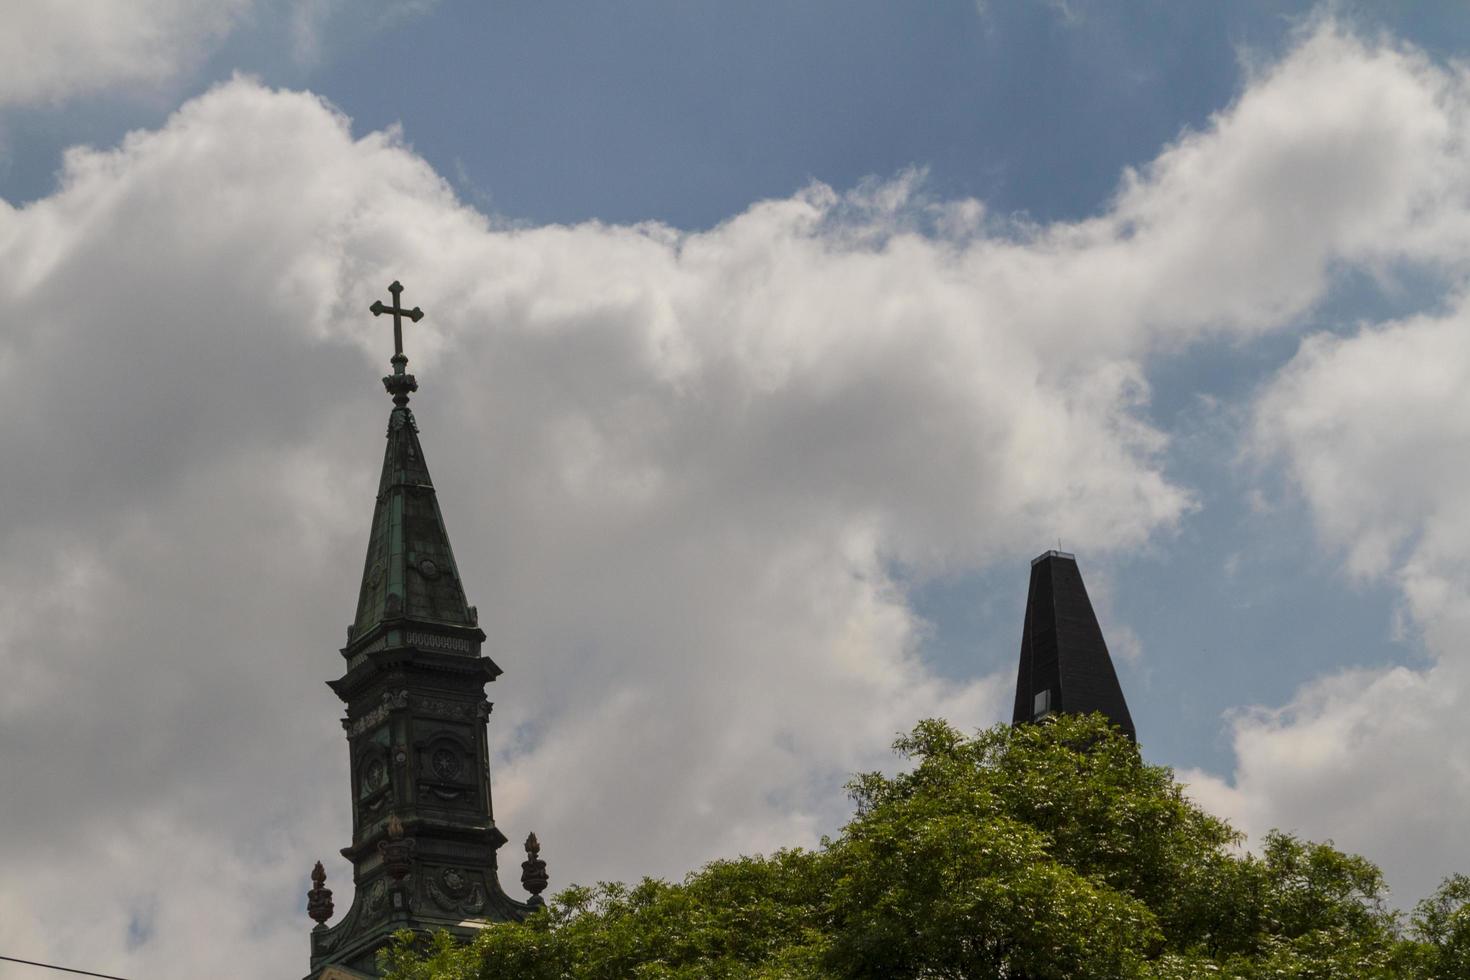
[1178,25,1470,911]
[287,0,441,67]
[0,77,1168,977]
[2,18,1469,975]
[1010,24,1467,351]
[0,0,249,107]
[1190,297,1470,905]
[0,0,439,107]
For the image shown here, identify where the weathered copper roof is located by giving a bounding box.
[351,400,476,635]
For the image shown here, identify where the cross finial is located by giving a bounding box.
[370,280,424,407]
[369,281,424,375]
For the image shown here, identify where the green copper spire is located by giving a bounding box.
[352,282,477,637]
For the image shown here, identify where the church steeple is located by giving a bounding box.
[1012,550,1136,740]
[306,283,540,979]
[350,281,477,640]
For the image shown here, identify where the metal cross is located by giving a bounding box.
[370,281,424,373]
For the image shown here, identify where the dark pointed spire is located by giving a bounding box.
[349,281,479,640]
[1012,550,1136,740]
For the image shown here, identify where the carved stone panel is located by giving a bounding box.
[423,866,489,916]
[343,688,409,738]
[349,727,396,834]
[362,877,390,922]
[411,723,479,810]
[412,694,492,723]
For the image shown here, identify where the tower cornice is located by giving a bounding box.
[328,646,502,703]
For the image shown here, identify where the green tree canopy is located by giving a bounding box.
[382,714,1469,979]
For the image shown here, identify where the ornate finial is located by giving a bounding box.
[521,832,549,907]
[306,860,334,926]
[370,280,424,406]
[379,813,416,883]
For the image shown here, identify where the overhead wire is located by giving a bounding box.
[0,954,131,979]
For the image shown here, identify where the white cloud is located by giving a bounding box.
[288,0,441,68]
[0,76,1176,976]
[0,0,249,107]
[0,0,441,107]
[3,17,1470,974]
[1192,297,1470,905]
[1122,28,1470,909]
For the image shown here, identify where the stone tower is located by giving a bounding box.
[304,283,545,979]
[1011,550,1135,740]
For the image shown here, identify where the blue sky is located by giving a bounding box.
[6,2,1285,226]
[5,2,1470,975]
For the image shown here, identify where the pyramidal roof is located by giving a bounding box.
[350,401,476,635]
[348,282,478,644]
[1011,550,1136,740]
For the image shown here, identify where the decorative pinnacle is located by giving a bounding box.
[379,813,416,883]
[370,280,424,406]
[306,860,334,926]
[521,832,549,907]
